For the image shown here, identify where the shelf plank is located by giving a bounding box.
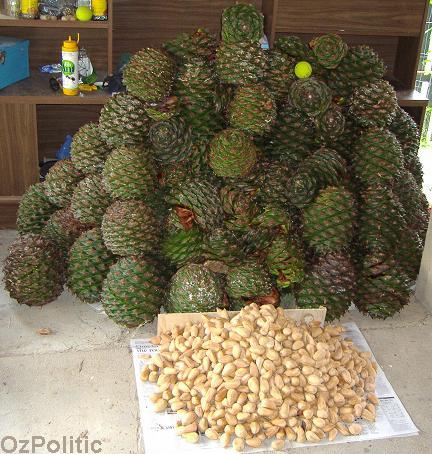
[0,17,109,28]
[0,71,110,105]
[396,89,429,107]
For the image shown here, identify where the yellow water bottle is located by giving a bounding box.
[62,34,80,96]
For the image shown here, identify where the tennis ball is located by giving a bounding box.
[76,6,93,21]
[295,61,313,79]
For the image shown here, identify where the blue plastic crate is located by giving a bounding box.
[0,36,29,90]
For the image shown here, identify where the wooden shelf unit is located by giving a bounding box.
[0,0,429,228]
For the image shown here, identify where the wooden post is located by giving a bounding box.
[416,215,432,311]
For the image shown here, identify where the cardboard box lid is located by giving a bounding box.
[157,307,326,335]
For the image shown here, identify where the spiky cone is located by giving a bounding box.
[264,50,296,102]
[253,161,291,207]
[167,179,224,231]
[289,77,332,117]
[216,41,267,85]
[102,256,166,327]
[310,34,348,69]
[228,84,276,136]
[325,45,386,99]
[297,252,356,321]
[393,170,429,242]
[162,228,204,267]
[353,127,403,185]
[226,262,279,307]
[67,228,116,304]
[203,228,244,265]
[390,106,423,185]
[287,148,347,208]
[395,230,424,282]
[102,146,157,201]
[163,28,217,62]
[44,159,82,207]
[221,3,263,44]
[303,186,355,253]
[99,93,150,148]
[266,235,305,289]
[168,263,227,313]
[209,129,258,177]
[3,234,65,306]
[251,203,292,235]
[355,252,411,319]
[330,116,361,162]
[314,103,346,143]
[43,207,89,258]
[144,95,179,121]
[349,80,398,128]
[149,117,193,165]
[16,183,58,235]
[358,185,407,254]
[264,106,315,166]
[70,122,111,175]
[123,48,175,103]
[71,174,111,225]
[102,200,159,256]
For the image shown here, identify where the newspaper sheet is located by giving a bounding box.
[131,322,418,453]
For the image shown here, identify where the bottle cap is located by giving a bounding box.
[63,34,80,50]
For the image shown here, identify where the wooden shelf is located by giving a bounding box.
[396,89,429,107]
[0,71,110,105]
[0,18,109,28]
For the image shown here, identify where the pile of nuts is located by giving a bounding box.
[140,304,378,451]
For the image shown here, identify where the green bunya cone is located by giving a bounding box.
[99,93,150,148]
[102,146,157,201]
[226,262,277,305]
[167,179,224,231]
[16,183,57,234]
[390,106,423,185]
[325,45,386,99]
[264,50,296,102]
[309,34,348,69]
[163,28,217,62]
[3,234,65,306]
[209,129,258,177]
[216,41,267,85]
[162,228,204,267]
[395,230,424,282]
[70,122,110,175]
[314,104,346,143]
[71,174,111,225]
[221,3,264,44]
[220,182,259,219]
[67,228,116,304]
[228,84,276,136]
[252,161,292,207]
[149,117,193,165]
[297,252,356,321]
[353,127,403,184]
[102,256,166,327]
[303,186,355,252]
[44,159,82,207]
[358,185,407,254]
[355,252,411,319]
[266,235,305,289]
[265,106,315,166]
[289,77,332,117]
[349,80,398,127]
[102,200,159,256]
[168,263,226,313]
[43,207,89,258]
[123,48,175,103]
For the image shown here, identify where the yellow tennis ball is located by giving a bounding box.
[295,61,313,79]
[76,6,93,21]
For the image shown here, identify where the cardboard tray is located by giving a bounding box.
[157,307,326,335]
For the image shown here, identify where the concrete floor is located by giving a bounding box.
[0,229,431,454]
